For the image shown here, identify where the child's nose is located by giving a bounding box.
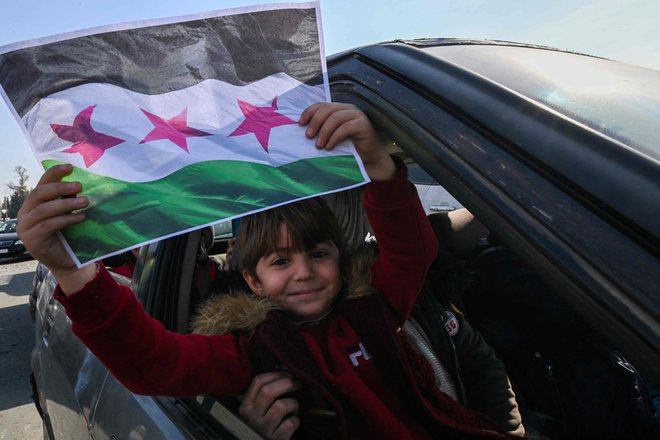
[292,256,314,280]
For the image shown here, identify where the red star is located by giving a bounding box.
[228,96,297,152]
[139,108,211,152]
[51,105,125,167]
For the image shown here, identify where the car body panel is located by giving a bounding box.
[91,381,188,440]
[31,269,193,440]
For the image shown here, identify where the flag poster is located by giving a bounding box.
[0,2,368,266]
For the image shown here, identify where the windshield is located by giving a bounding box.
[423,45,660,162]
[0,221,17,233]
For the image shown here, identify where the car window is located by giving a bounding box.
[160,137,659,439]
[212,220,233,240]
[0,220,17,233]
[186,186,660,439]
[191,192,658,439]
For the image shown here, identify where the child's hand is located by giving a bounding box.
[17,164,97,294]
[299,102,395,181]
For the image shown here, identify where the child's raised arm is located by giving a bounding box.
[299,102,396,181]
[17,164,97,294]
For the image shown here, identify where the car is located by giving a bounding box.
[0,218,27,258]
[31,38,659,440]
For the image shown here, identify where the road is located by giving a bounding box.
[0,257,42,440]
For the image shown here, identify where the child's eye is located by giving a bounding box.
[271,257,289,266]
[311,250,329,259]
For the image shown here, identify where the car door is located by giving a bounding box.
[87,243,198,440]
[34,270,113,439]
[33,256,192,440]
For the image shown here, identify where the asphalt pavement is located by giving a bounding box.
[0,257,42,440]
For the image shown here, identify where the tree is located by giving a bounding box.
[6,166,30,218]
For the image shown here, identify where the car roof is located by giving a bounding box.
[414,40,658,157]
[329,38,659,248]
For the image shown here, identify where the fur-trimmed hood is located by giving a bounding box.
[191,291,281,336]
[191,242,378,336]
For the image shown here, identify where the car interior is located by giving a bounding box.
[127,146,658,440]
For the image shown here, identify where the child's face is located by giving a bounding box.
[243,224,342,321]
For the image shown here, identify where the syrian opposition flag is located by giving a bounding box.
[0,2,368,266]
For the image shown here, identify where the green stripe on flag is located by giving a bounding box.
[42,156,365,264]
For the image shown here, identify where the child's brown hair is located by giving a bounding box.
[237,197,350,280]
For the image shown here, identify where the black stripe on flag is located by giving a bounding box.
[0,7,323,117]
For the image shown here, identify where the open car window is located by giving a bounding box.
[175,166,656,440]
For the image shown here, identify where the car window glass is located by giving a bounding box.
[424,45,660,161]
[0,221,17,233]
[212,220,233,240]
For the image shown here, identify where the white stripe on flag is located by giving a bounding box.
[24,72,354,183]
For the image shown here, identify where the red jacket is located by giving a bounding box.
[56,162,512,439]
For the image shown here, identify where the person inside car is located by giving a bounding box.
[18,102,520,439]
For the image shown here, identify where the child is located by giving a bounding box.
[18,103,516,439]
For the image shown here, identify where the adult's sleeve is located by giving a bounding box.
[363,157,438,322]
[454,314,525,437]
[54,264,253,397]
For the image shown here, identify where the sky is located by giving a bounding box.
[1,0,659,198]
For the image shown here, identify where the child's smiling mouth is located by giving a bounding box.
[287,287,324,298]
